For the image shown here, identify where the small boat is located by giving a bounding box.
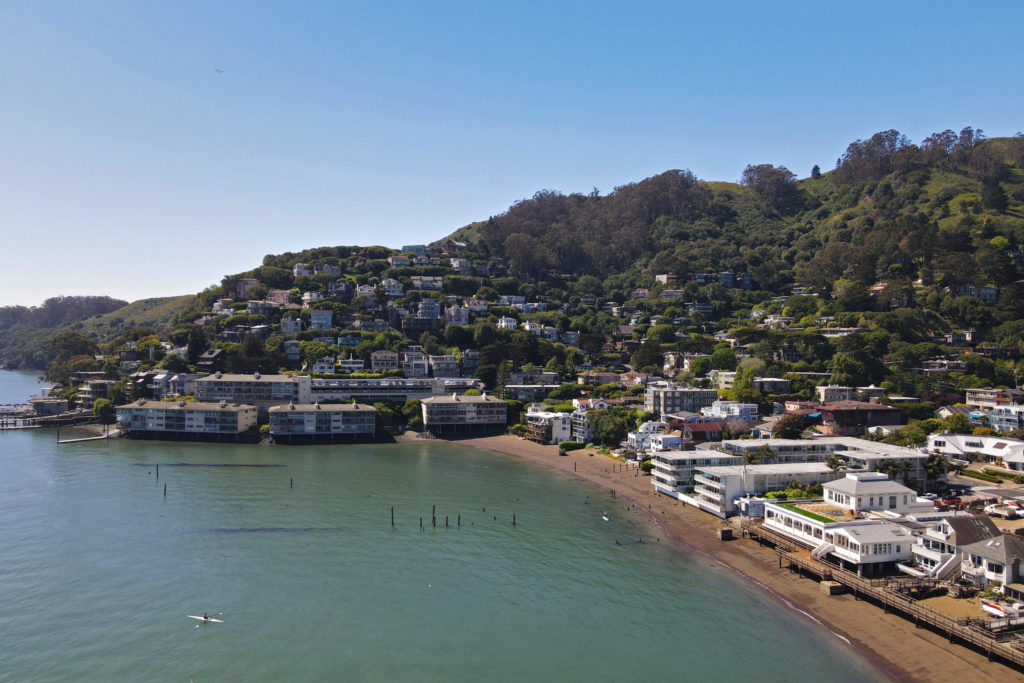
[187,615,223,624]
[602,512,610,522]
[980,599,1024,618]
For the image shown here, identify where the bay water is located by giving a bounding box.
[0,371,885,681]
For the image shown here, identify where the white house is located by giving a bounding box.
[701,400,759,423]
[626,421,668,451]
[961,534,1024,598]
[497,316,517,330]
[903,515,1001,580]
[816,385,858,403]
[928,433,1024,472]
[525,404,573,445]
[311,357,336,374]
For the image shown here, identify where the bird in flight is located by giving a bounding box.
[214,68,225,74]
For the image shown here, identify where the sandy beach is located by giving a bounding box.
[447,434,1014,683]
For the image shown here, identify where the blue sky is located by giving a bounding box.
[1,1,1022,306]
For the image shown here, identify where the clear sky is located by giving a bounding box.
[1,1,1022,306]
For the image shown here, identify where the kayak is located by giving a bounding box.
[187,615,223,623]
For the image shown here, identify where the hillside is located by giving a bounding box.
[444,129,1024,303]
[0,295,194,369]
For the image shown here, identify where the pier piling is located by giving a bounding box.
[290,477,293,488]
[163,484,166,497]
[458,514,460,527]
[156,464,159,479]
[513,513,516,526]
[445,516,449,528]
[391,506,395,527]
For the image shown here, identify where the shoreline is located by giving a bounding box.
[446,434,1013,683]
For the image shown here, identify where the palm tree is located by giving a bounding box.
[924,453,948,491]
[825,455,844,475]
[877,459,910,486]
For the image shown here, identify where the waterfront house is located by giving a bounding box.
[903,515,1001,580]
[961,534,1024,598]
[524,404,573,445]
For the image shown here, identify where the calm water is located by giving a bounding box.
[0,371,886,681]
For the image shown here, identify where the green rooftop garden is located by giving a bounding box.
[778,503,837,525]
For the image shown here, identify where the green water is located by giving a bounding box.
[0,372,886,681]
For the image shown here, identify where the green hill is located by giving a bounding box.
[0,295,195,369]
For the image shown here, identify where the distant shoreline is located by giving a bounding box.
[444,434,1012,683]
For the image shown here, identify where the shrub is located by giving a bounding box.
[961,469,1002,484]
[558,441,586,451]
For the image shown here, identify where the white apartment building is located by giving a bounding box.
[651,450,743,498]
[117,399,257,437]
[693,463,838,517]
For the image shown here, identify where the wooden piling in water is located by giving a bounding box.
[432,505,436,527]
[391,506,394,526]
[513,513,516,526]
[445,516,449,527]
[156,464,159,479]
[163,483,166,496]
[458,514,460,527]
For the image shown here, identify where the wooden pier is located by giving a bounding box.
[741,519,1024,671]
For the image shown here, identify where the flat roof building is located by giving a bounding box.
[421,394,507,434]
[117,399,257,439]
[268,402,376,442]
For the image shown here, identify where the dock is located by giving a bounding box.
[741,519,1024,671]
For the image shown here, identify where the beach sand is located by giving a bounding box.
[448,434,1014,683]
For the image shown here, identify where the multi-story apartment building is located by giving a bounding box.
[267,402,376,442]
[644,383,718,418]
[194,372,312,406]
[420,394,508,434]
[117,399,257,438]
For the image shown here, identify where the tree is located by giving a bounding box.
[941,413,973,434]
[588,410,629,446]
[741,164,798,212]
[744,444,776,464]
[773,414,805,439]
[811,165,821,179]
[825,455,844,474]
[92,398,116,424]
